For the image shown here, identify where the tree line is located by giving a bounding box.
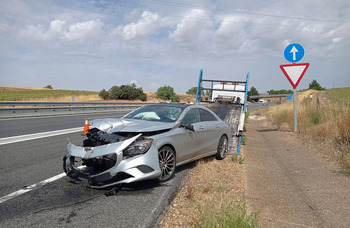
[97,79,325,102]
[249,79,325,96]
[99,83,180,102]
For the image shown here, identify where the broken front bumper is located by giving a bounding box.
[63,135,162,188]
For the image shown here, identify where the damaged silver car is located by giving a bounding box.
[63,103,231,189]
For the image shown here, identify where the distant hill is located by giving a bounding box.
[0,86,51,91]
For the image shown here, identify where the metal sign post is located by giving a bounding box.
[293,88,297,132]
[281,43,309,132]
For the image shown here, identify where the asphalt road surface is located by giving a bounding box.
[0,106,236,228]
[0,111,195,227]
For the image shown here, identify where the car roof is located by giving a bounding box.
[147,103,191,108]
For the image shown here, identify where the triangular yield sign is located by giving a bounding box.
[280,63,310,89]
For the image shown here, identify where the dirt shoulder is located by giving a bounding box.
[244,110,350,227]
[158,155,246,227]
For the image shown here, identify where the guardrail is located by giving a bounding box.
[0,101,152,118]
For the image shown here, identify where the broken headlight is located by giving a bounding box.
[123,139,153,158]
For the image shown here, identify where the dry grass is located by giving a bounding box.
[0,86,51,91]
[266,88,350,175]
[159,155,258,227]
[26,94,101,102]
[0,87,195,103]
[0,86,99,101]
[145,92,196,103]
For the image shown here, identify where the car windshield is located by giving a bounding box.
[124,105,184,122]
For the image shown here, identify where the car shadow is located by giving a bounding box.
[119,162,196,193]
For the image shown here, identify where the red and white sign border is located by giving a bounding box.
[280,63,310,89]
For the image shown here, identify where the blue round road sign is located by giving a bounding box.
[284,43,305,63]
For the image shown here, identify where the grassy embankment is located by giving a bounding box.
[266,88,350,175]
[160,155,259,228]
[0,87,100,101]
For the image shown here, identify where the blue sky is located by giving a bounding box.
[1,0,349,94]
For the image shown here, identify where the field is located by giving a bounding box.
[0,87,195,103]
[266,88,350,175]
[0,87,100,102]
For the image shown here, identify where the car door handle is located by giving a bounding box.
[199,125,205,130]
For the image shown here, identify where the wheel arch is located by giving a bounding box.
[159,143,176,155]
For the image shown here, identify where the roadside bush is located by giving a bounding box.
[186,87,197,95]
[99,89,110,100]
[44,85,53,89]
[100,83,147,101]
[156,85,180,102]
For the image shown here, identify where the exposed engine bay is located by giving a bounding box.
[82,127,169,147]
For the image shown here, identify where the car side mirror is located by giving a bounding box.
[181,123,195,132]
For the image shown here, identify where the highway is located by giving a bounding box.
[0,103,249,227]
[0,111,192,227]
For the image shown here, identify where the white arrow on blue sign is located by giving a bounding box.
[284,43,305,63]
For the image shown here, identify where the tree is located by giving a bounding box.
[156,85,180,102]
[109,86,120,99]
[102,83,147,101]
[308,80,325,91]
[267,89,293,95]
[44,85,53,89]
[249,86,259,96]
[186,87,198,95]
[99,89,110,100]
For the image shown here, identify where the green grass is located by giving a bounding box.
[327,88,350,106]
[0,89,98,101]
[198,199,259,228]
[241,135,247,145]
[232,154,245,164]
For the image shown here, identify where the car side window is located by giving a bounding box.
[182,109,201,125]
[199,109,218,121]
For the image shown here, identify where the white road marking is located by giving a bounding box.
[0,172,66,204]
[0,165,86,204]
[0,127,83,146]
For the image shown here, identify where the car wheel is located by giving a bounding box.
[216,135,228,160]
[158,146,176,182]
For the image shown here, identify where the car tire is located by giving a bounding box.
[158,146,176,182]
[216,135,228,160]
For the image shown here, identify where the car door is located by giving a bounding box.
[175,108,207,164]
[199,108,223,154]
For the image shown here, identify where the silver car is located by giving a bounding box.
[63,103,231,189]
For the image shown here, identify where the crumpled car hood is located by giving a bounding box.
[90,118,176,133]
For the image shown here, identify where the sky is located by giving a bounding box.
[1,0,349,94]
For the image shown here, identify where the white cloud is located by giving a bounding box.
[18,18,105,46]
[121,11,161,40]
[214,15,249,51]
[169,9,210,44]
[50,19,66,33]
[64,19,103,41]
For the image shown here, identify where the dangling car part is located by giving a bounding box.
[63,103,231,189]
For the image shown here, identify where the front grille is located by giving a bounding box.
[83,153,117,174]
